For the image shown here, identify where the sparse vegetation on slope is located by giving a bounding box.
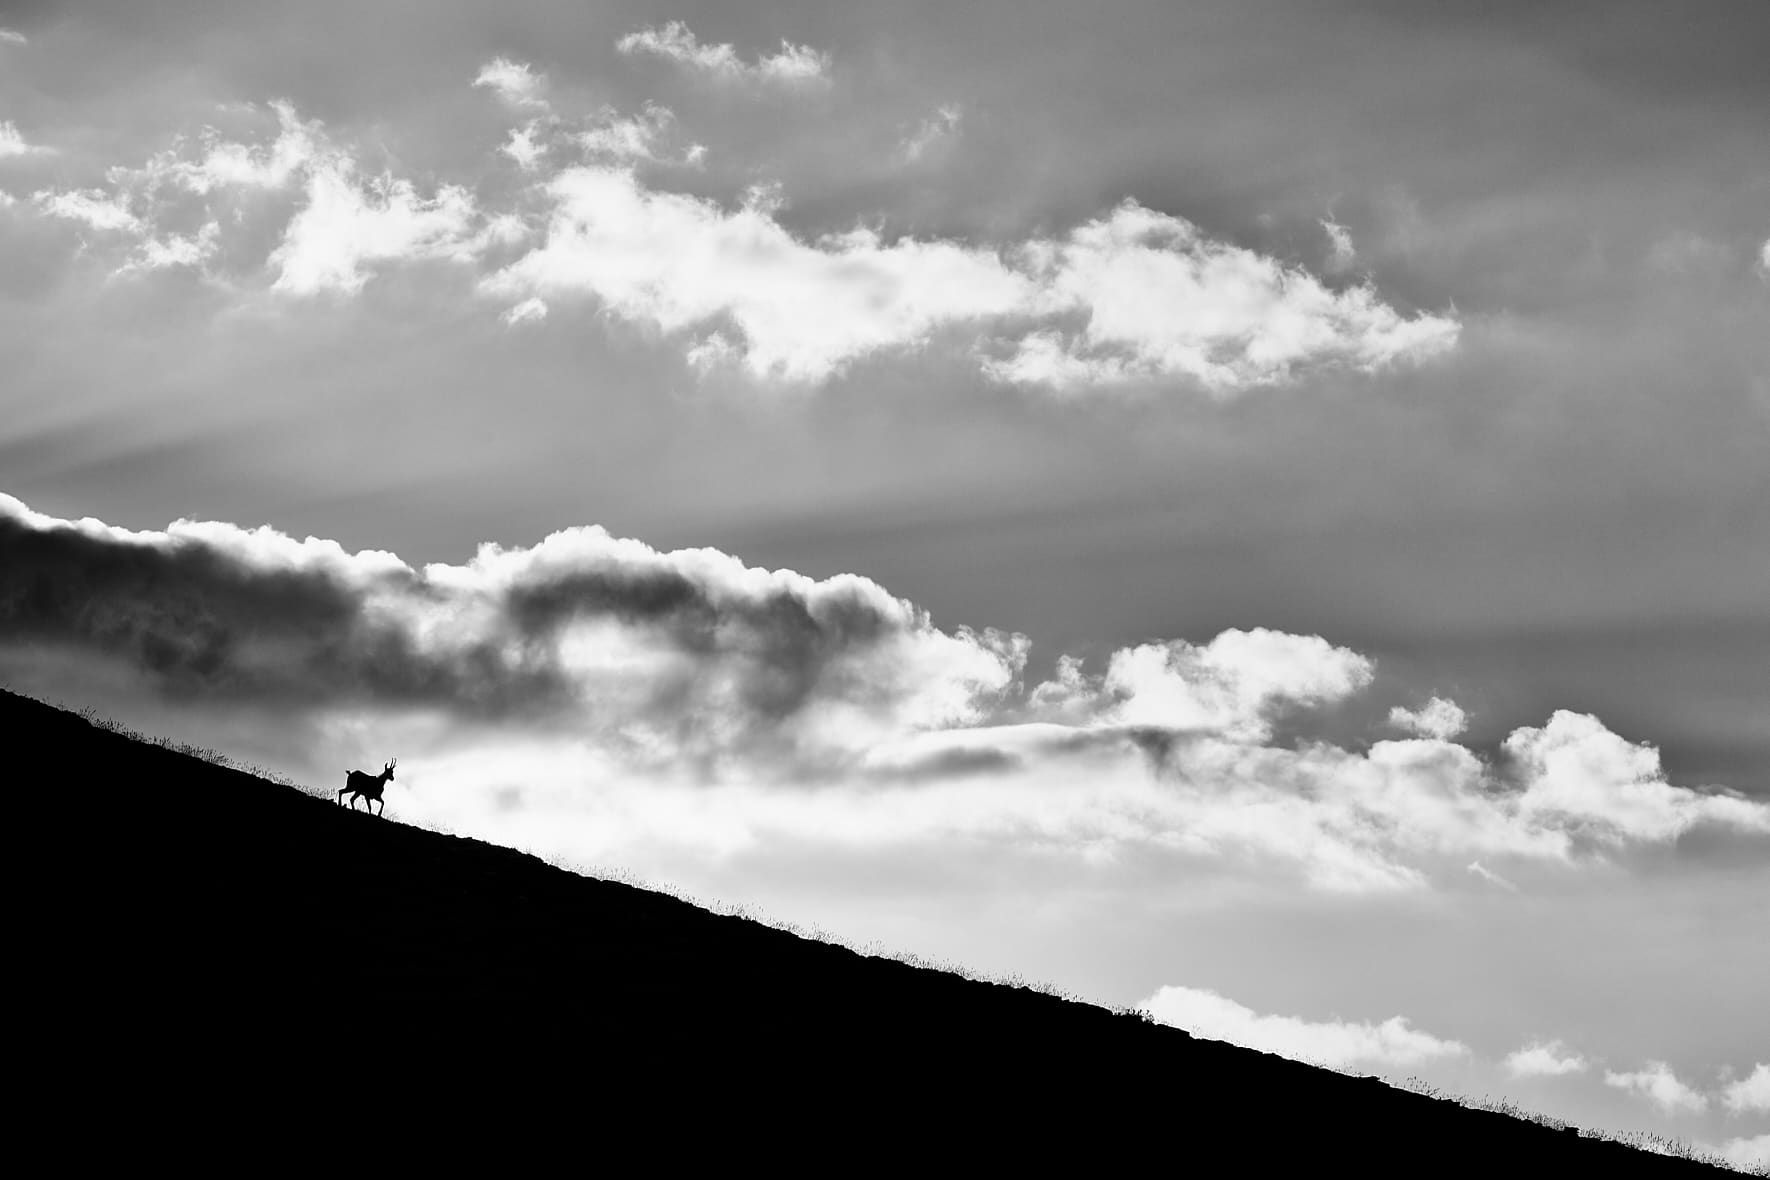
[9,688,1741,1174]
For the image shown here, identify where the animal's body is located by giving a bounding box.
[340,759,396,815]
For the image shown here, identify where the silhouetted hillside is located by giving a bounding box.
[8,689,1728,1172]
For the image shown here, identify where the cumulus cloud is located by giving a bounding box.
[4,492,1765,885]
[1714,1134,1770,1171]
[982,201,1460,394]
[483,170,1458,389]
[1,119,51,158]
[30,99,501,291]
[1723,1064,1770,1115]
[0,28,25,45]
[269,157,480,295]
[1029,628,1374,742]
[1503,1039,1588,1077]
[1759,238,1770,275]
[1604,1062,1708,1114]
[473,57,548,110]
[616,22,831,88]
[1506,711,1770,844]
[1141,985,1469,1068]
[481,166,1034,380]
[578,103,700,165]
[900,104,962,163]
[1389,697,1467,739]
[0,492,1022,775]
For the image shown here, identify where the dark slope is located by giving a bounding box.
[7,689,1725,1172]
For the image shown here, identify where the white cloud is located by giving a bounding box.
[147,101,318,193]
[501,120,549,171]
[482,166,1034,380]
[579,103,694,164]
[473,57,548,109]
[1071,627,1374,742]
[1320,216,1356,271]
[269,157,480,295]
[1465,860,1517,890]
[5,490,1769,890]
[1141,985,1469,1068]
[1,119,51,158]
[1722,1064,1770,1115]
[125,221,221,273]
[1714,1134,1770,1171]
[900,103,962,163]
[0,28,25,45]
[1604,1062,1709,1114]
[502,296,547,326]
[984,201,1460,394]
[616,21,831,88]
[486,171,1457,390]
[1390,697,1467,740]
[33,187,142,232]
[1507,710,1770,845]
[1504,1039,1588,1077]
[1759,237,1769,275]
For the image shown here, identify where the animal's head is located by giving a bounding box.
[384,757,397,781]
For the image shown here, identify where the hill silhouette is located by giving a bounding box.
[8,688,1730,1172]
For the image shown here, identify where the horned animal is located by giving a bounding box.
[339,758,396,815]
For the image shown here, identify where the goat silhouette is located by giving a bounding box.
[339,758,396,816]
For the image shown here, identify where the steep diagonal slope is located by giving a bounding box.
[5,690,1725,1173]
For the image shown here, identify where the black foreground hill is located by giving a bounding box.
[8,689,1728,1173]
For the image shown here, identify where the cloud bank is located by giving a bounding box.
[4,493,1765,890]
[1140,985,1469,1068]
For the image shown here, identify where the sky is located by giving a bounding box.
[1,0,1766,1162]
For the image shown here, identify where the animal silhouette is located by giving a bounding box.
[339,758,396,815]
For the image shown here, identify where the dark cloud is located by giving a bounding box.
[0,498,1020,770]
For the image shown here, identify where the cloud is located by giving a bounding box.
[616,22,831,88]
[1604,1062,1708,1114]
[900,104,962,163]
[1029,627,1374,742]
[502,296,547,326]
[473,57,548,110]
[124,221,222,273]
[0,28,24,45]
[1722,1063,1770,1115]
[0,492,1023,774]
[1713,1134,1770,1171]
[485,171,1456,389]
[141,100,319,193]
[1465,860,1517,891]
[1140,984,1470,1068]
[1,119,52,158]
[33,188,141,232]
[1505,710,1770,844]
[1320,216,1356,271]
[1389,697,1467,739]
[1759,237,1769,275]
[268,155,480,295]
[4,491,1766,885]
[481,166,1034,380]
[1503,1039,1588,1077]
[982,202,1460,394]
[578,103,700,165]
